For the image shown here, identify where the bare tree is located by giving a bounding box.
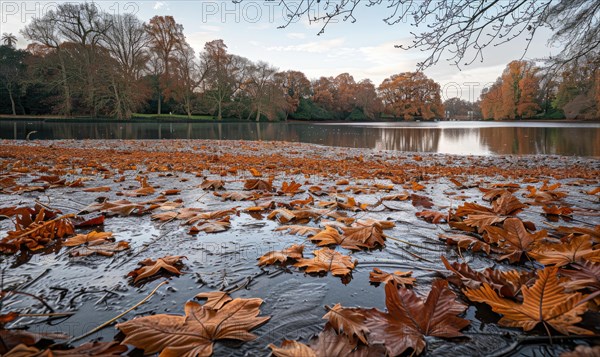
[246,61,278,121]
[276,0,599,69]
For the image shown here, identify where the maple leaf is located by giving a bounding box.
[199,179,225,190]
[415,210,447,224]
[484,218,547,263]
[529,235,600,266]
[340,223,386,250]
[369,268,415,287]
[453,192,525,232]
[557,226,600,244]
[244,179,273,191]
[464,266,593,335]
[63,231,113,247]
[195,291,233,310]
[70,241,130,257]
[278,181,304,195]
[258,244,304,266]
[323,303,369,344]
[441,256,534,298]
[309,226,343,246]
[365,279,469,356]
[275,225,320,236]
[295,248,357,278]
[117,298,270,357]
[439,233,491,254]
[128,255,186,283]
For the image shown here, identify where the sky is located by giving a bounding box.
[0,0,563,101]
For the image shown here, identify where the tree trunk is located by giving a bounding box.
[58,53,72,116]
[255,106,261,122]
[157,90,162,115]
[217,100,222,120]
[7,84,16,116]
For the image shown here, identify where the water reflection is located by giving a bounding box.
[1,121,599,156]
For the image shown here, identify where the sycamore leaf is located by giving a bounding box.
[70,241,129,257]
[441,256,534,298]
[556,226,600,244]
[128,255,186,283]
[464,266,593,335]
[244,179,272,191]
[369,268,415,287]
[267,208,334,224]
[194,291,232,310]
[484,218,547,263]
[279,181,304,195]
[416,210,447,224]
[295,248,357,278]
[339,223,385,250]
[529,235,600,266]
[365,279,469,356]
[63,231,113,247]
[199,179,225,190]
[274,225,320,237]
[309,226,343,247]
[117,298,270,357]
[560,261,600,293]
[323,303,369,344]
[189,218,231,234]
[454,192,525,232]
[439,233,491,254]
[258,244,304,266]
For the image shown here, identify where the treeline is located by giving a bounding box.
[480,59,600,120]
[0,3,444,121]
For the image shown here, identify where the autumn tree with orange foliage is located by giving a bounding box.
[378,72,444,120]
[273,70,311,120]
[480,61,541,120]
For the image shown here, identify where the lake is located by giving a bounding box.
[1,120,599,156]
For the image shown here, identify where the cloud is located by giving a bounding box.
[266,37,346,53]
[199,25,221,32]
[286,32,306,39]
[153,2,165,10]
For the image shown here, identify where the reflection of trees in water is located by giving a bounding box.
[1,121,598,156]
[478,127,600,156]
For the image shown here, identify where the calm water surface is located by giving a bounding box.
[1,120,599,156]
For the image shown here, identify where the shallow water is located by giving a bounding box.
[2,120,600,156]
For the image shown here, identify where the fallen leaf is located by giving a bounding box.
[274,225,320,236]
[484,218,547,263]
[529,235,600,266]
[258,244,304,266]
[63,231,113,247]
[200,179,225,190]
[464,266,593,335]
[365,279,469,356]
[415,210,447,224]
[244,179,272,191]
[128,255,186,283]
[439,233,491,254]
[369,268,415,287]
[117,298,270,356]
[195,291,232,310]
[70,241,129,257]
[323,303,369,344]
[82,186,112,192]
[295,248,357,278]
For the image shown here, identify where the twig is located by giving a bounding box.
[68,281,167,344]
[15,269,50,291]
[396,245,434,263]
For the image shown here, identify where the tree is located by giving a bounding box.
[273,70,311,120]
[170,42,202,118]
[246,61,279,121]
[354,79,382,120]
[145,16,186,115]
[0,45,27,115]
[378,72,444,120]
[278,0,599,70]
[444,97,479,120]
[552,56,599,119]
[1,33,17,47]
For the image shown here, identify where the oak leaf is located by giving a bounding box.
[369,268,415,287]
[465,266,593,335]
[128,255,186,283]
[365,279,469,356]
[117,298,270,357]
[295,248,357,278]
[258,244,304,266]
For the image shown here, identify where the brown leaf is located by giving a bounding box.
[117,298,270,356]
[484,218,547,263]
[200,179,225,190]
[561,345,600,357]
[295,248,357,278]
[529,235,600,266]
[258,244,304,266]
[543,205,573,217]
[189,218,231,234]
[82,186,112,192]
[441,256,534,298]
[279,181,304,195]
[70,241,129,257]
[214,191,263,201]
[339,223,385,250]
[63,231,113,247]
[323,303,369,344]
[365,280,469,356]
[369,268,415,287]
[465,266,593,335]
[415,210,447,224]
[128,255,186,283]
[410,194,433,208]
[275,225,320,237]
[6,341,128,356]
[244,179,273,191]
[439,233,491,254]
[81,199,146,216]
[195,291,232,310]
